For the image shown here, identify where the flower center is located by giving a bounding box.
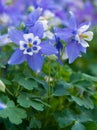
[79,34,88,39]
[19,33,41,56]
[28,42,33,48]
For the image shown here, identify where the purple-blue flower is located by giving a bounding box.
[0,0,23,28]
[8,22,58,73]
[55,12,93,63]
[25,8,43,28]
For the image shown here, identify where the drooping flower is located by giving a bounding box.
[8,22,58,73]
[55,12,93,63]
[75,22,93,48]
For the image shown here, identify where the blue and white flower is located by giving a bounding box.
[8,22,58,73]
[75,23,93,48]
[19,33,41,56]
[55,12,93,63]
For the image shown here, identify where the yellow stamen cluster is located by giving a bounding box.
[79,34,89,39]
[28,42,33,48]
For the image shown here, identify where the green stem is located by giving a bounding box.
[14,84,20,97]
[48,62,51,98]
[6,87,13,96]
[0,67,2,77]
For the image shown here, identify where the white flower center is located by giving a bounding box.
[19,33,41,55]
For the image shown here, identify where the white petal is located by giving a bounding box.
[19,41,26,50]
[80,39,89,48]
[78,24,90,33]
[62,51,68,60]
[75,34,81,43]
[23,33,34,41]
[43,31,54,39]
[83,31,93,41]
[39,17,48,30]
[32,46,41,53]
[23,49,33,55]
[33,36,41,45]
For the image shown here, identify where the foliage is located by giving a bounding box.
[1,50,97,129]
[0,0,97,130]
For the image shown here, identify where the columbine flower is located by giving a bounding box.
[55,12,93,63]
[0,102,7,110]
[25,8,54,39]
[75,23,93,48]
[19,33,41,56]
[8,22,58,73]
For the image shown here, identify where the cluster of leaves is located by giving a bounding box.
[0,41,97,130]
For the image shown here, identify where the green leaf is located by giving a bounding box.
[70,73,83,83]
[0,100,27,125]
[70,72,97,83]
[71,96,94,109]
[0,78,12,85]
[85,121,97,130]
[54,110,75,128]
[0,80,6,92]
[53,81,72,96]
[89,109,97,122]
[12,75,23,82]
[30,100,44,111]
[17,94,44,111]
[53,86,69,96]
[75,80,93,89]
[76,112,92,123]
[18,78,38,90]
[34,98,50,108]
[31,76,48,90]
[30,117,41,128]
[82,73,97,82]
[71,122,86,130]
